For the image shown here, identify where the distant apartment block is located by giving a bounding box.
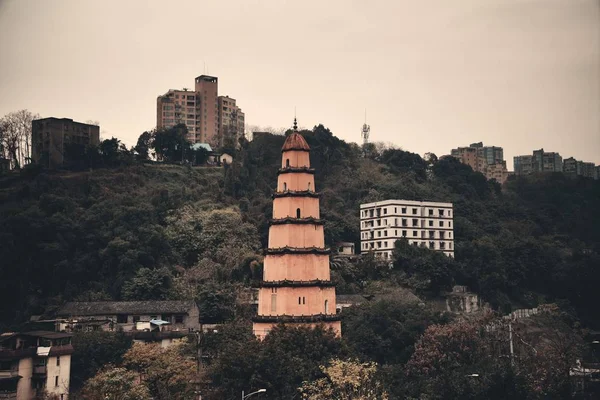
[563,157,597,179]
[450,142,508,184]
[360,200,455,259]
[218,95,245,146]
[157,75,245,148]
[31,118,100,169]
[0,331,73,400]
[514,148,562,176]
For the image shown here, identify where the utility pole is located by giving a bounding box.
[509,321,514,367]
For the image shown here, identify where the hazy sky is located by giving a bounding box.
[1,0,598,169]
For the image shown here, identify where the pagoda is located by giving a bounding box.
[252,120,342,339]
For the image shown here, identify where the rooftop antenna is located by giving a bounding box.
[361,109,370,145]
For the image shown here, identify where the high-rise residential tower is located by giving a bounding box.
[252,122,341,340]
[156,75,244,148]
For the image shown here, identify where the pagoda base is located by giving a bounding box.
[252,320,341,340]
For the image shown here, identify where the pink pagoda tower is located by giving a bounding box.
[252,120,342,339]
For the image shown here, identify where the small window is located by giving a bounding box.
[117,314,127,323]
[439,209,445,216]
[377,231,381,237]
[55,376,59,387]
[402,230,407,237]
[429,209,433,216]
[283,182,287,191]
[175,315,184,324]
[429,220,433,227]
[296,208,301,218]
[402,207,407,213]
[286,159,290,167]
[383,208,387,214]
[412,208,418,215]
[394,207,397,213]
[56,356,60,366]
[412,219,418,226]
[324,300,329,314]
[439,221,444,227]
[299,297,302,305]
[308,182,311,191]
[133,316,140,323]
[413,231,418,237]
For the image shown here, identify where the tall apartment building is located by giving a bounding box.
[450,142,508,184]
[0,331,73,399]
[31,118,100,169]
[563,157,597,179]
[157,75,244,148]
[218,96,245,147]
[514,148,562,176]
[360,200,455,259]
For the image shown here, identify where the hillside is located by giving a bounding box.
[1,125,599,328]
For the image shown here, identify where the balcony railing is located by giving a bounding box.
[0,370,18,378]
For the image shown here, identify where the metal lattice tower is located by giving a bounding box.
[361,110,370,145]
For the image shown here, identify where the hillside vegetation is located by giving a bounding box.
[1,125,599,328]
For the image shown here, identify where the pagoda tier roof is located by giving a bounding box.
[277,167,315,175]
[265,246,331,255]
[282,132,310,152]
[270,217,324,225]
[253,314,341,323]
[273,190,320,198]
[256,280,335,288]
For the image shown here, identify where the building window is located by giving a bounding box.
[429,242,435,249]
[384,230,387,236]
[56,356,60,366]
[377,241,381,248]
[175,315,184,324]
[324,300,329,314]
[384,241,388,247]
[377,231,381,237]
[440,231,445,239]
[303,297,306,305]
[412,208,418,215]
[383,208,387,214]
[402,230,407,236]
[117,314,127,323]
[286,159,290,167]
[439,221,444,227]
[439,209,445,216]
[271,294,277,313]
[299,297,302,305]
[402,207,407,213]
[413,231,418,236]
[412,219,418,226]
[394,207,397,213]
[429,209,433,216]
[296,208,301,218]
[133,316,140,323]
[429,220,433,227]
[308,182,311,191]
[402,219,407,227]
[283,182,287,191]
[55,376,59,387]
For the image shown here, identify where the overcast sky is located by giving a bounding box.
[0,0,598,169]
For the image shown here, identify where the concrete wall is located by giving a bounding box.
[257,287,336,316]
[268,224,325,248]
[281,150,310,168]
[263,254,330,281]
[16,358,32,400]
[46,355,70,399]
[272,197,320,219]
[278,172,314,192]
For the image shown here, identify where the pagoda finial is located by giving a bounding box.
[293,117,298,131]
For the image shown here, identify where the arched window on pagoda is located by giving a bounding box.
[308,182,311,191]
[296,208,301,218]
[324,300,329,314]
[286,159,290,167]
[283,182,287,191]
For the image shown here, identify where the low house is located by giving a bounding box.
[55,301,200,347]
[335,242,355,256]
[0,331,73,400]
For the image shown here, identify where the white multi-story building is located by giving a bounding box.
[360,200,455,259]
